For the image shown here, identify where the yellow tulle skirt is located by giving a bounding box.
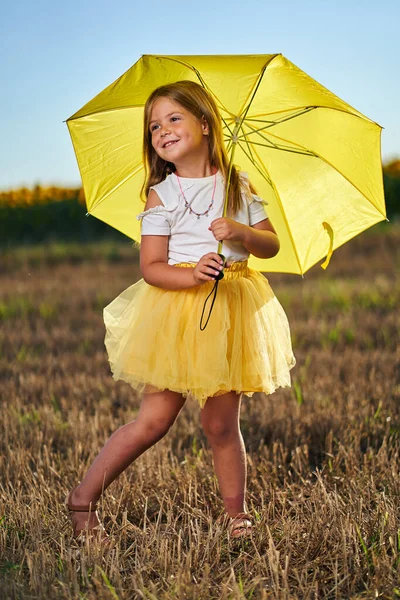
[103,261,296,408]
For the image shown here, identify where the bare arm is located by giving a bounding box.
[241,218,280,259]
[140,190,224,290]
[209,217,280,259]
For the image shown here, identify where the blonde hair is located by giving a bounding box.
[141,80,254,215]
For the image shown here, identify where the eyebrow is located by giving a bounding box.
[149,111,184,125]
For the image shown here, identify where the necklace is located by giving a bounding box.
[175,172,217,219]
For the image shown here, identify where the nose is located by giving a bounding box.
[160,124,171,137]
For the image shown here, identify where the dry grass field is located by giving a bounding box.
[0,224,399,599]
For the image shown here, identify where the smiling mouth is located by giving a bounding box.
[162,140,179,148]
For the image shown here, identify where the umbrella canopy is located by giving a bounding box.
[66,54,386,274]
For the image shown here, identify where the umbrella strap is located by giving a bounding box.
[321,222,334,270]
[200,279,219,331]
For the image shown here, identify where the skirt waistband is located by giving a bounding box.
[174,260,249,280]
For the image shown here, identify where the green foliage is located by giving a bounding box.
[0,196,127,247]
[384,171,400,220]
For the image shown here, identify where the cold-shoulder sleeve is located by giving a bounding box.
[136,180,179,236]
[248,194,268,226]
[239,172,269,226]
[136,205,173,236]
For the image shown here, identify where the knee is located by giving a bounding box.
[136,415,175,443]
[201,417,238,446]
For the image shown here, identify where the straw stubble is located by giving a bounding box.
[0,224,399,599]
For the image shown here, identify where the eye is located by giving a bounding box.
[150,124,159,132]
[171,116,180,122]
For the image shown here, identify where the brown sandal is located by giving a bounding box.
[65,487,110,545]
[228,512,253,539]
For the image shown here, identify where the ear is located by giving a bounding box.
[201,115,209,135]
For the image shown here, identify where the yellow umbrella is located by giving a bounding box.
[66,54,386,274]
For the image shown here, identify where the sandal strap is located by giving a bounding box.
[230,512,252,523]
[232,520,252,529]
[229,513,253,533]
[65,488,98,512]
[67,503,98,512]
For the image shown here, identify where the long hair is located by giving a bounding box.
[141,80,254,215]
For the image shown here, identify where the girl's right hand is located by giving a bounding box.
[193,253,224,285]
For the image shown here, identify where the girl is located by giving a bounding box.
[65,80,295,543]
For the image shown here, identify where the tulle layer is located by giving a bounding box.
[103,261,296,408]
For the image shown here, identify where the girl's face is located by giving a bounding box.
[149,97,209,166]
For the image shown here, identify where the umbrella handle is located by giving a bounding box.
[212,254,226,281]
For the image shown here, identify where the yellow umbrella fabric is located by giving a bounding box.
[66,54,386,274]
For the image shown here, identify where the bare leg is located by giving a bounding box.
[69,389,185,533]
[200,392,247,517]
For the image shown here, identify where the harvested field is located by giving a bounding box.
[0,224,399,599]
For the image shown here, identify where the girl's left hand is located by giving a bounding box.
[208,217,245,242]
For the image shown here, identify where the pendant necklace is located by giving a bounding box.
[175,172,217,219]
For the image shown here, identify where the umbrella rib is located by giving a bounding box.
[236,139,303,273]
[220,57,274,176]
[225,118,315,158]
[243,107,316,133]
[313,154,386,217]
[238,123,259,169]
[238,119,280,151]
[237,137,316,157]
[67,105,147,121]
[142,55,234,118]
[242,122,317,156]
[236,142,273,186]
[237,54,279,119]
[170,59,236,118]
[238,120,281,154]
[244,104,381,126]
[222,119,237,155]
[251,127,385,216]
[67,102,232,122]
[222,117,236,135]
[87,164,144,212]
[244,107,316,124]
[245,125,386,219]
[238,64,268,123]
[241,124,281,150]
[194,73,235,118]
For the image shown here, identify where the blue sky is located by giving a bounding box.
[1,0,399,190]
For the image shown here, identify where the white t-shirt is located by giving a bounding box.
[136,171,268,265]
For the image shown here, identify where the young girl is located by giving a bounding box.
[65,80,295,542]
